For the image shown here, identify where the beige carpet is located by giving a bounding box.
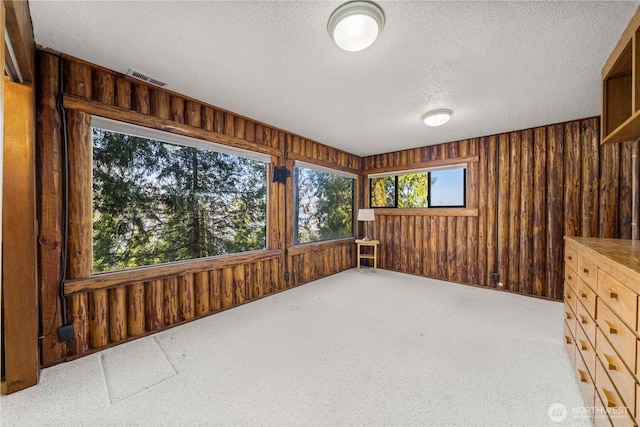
[1,269,589,426]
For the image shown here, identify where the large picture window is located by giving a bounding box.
[294,164,354,244]
[370,166,466,208]
[92,119,267,273]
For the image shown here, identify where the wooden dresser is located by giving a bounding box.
[564,237,640,426]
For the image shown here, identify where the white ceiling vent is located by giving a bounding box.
[126,68,167,88]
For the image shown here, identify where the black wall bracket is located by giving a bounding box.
[272,166,291,183]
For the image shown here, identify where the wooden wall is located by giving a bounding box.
[363,118,637,300]
[36,50,360,366]
[35,48,637,368]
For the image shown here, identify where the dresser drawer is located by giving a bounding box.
[577,323,597,378]
[595,358,635,427]
[566,265,579,293]
[565,282,578,316]
[566,246,579,273]
[596,328,636,416]
[564,320,576,365]
[578,254,598,290]
[597,302,637,377]
[594,392,613,427]
[598,269,637,332]
[575,350,596,410]
[577,300,597,347]
[565,299,576,323]
[576,276,597,319]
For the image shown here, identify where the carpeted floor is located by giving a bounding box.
[1,269,590,426]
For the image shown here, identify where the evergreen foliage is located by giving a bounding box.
[295,167,353,244]
[92,129,266,272]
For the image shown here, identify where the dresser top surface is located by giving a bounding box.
[565,237,640,278]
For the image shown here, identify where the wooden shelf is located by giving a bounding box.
[601,7,640,144]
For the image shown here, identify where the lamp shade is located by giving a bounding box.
[357,208,375,221]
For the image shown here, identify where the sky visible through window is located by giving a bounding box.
[430,169,465,206]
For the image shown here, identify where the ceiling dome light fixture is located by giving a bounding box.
[421,109,454,127]
[328,1,385,52]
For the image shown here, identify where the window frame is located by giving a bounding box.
[369,165,467,209]
[293,161,356,245]
[90,117,271,274]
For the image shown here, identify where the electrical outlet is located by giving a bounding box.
[58,324,75,342]
[498,282,504,290]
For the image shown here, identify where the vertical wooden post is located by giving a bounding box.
[145,279,164,331]
[519,130,534,295]
[109,287,127,342]
[546,125,564,300]
[581,118,600,237]
[127,282,145,336]
[66,109,92,354]
[36,51,67,363]
[599,142,620,238]
[3,79,40,392]
[497,134,510,288]
[507,132,520,292]
[532,127,547,297]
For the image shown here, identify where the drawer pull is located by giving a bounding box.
[603,354,617,371]
[579,340,588,351]
[580,315,588,325]
[610,291,618,299]
[565,336,572,344]
[566,312,572,320]
[583,268,590,274]
[604,320,617,335]
[602,389,618,408]
[567,255,573,261]
[568,274,573,281]
[580,292,587,299]
[577,369,588,383]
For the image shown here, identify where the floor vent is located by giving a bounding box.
[126,68,167,88]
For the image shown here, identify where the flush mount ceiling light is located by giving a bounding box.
[328,1,385,52]
[421,109,454,127]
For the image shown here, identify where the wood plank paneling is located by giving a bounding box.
[36,51,362,368]
[362,117,633,301]
[35,49,638,370]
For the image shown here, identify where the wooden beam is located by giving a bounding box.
[370,208,478,217]
[3,79,39,392]
[63,94,282,158]
[363,155,479,175]
[3,0,35,82]
[65,249,281,295]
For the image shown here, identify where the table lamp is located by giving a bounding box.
[357,208,375,241]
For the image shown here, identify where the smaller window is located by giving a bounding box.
[294,165,355,244]
[369,166,466,208]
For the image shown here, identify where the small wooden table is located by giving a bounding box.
[355,239,379,272]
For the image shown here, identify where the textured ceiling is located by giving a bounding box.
[29,1,639,156]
